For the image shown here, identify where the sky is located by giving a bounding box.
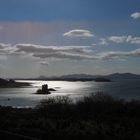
[0,0,140,78]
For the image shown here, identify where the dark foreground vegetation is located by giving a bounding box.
[0,93,140,139]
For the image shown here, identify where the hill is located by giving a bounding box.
[0,78,30,88]
[105,73,140,80]
[33,73,140,81]
[15,73,140,81]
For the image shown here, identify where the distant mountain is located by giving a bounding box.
[17,73,140,81]
[38,75,58,80]
[59,73,140,80]
[60,74,98,79]
[105,73,140,80]
[28,74,99,81]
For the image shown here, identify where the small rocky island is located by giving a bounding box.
[36,84,56,95]
[0,78,30,88]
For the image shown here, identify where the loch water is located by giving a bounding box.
[0,79,140,107]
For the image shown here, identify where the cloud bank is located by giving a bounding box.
[14,44,95,60]
[63,29,94,37]
[100,49,140,60]
[0,43,140,62]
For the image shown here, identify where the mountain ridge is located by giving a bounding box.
[19,73,140,80]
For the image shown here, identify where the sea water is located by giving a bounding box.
[0,80,140,107]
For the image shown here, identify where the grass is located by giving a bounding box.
[0,92,140,139]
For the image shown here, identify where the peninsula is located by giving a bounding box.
[0,78,30,88]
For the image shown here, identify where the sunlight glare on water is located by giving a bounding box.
[0,79,140,107]
[0,80,93,107]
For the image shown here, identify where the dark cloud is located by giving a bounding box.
[33,52,96,60]
[1,43,140,61]
[14,44,94,60]
[100,49,140,60]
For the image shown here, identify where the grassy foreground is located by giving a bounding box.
[0,93,140,139]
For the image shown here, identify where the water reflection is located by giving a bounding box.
[0,80,140,107]
[0,80,93,107]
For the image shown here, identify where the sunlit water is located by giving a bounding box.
[0,80,140,107]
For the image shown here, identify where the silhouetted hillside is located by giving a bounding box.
[106,73,140,80]
[0,78,30,88]
[24,73,140,81]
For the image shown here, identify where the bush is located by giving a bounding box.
[37,96,72,108]
[1,93,140,139]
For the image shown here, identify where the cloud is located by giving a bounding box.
[0,43,10,49]
[131,12,140,19]
[1,43,140,62]
[33,52,97,60]
[63,29,94,37]
[14,44,94,60]
[15,44,91,54]
[122,35,140,44]
[108,35,140,44]
[108,36,127,43]
[39,61,49,66]
[0,43,13,55]
[0,43,96,60]
[14,43,140,61]
[99,38,108,45]
[100,49,140,60]
[92,38,108,46]
[129,36,140,44]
